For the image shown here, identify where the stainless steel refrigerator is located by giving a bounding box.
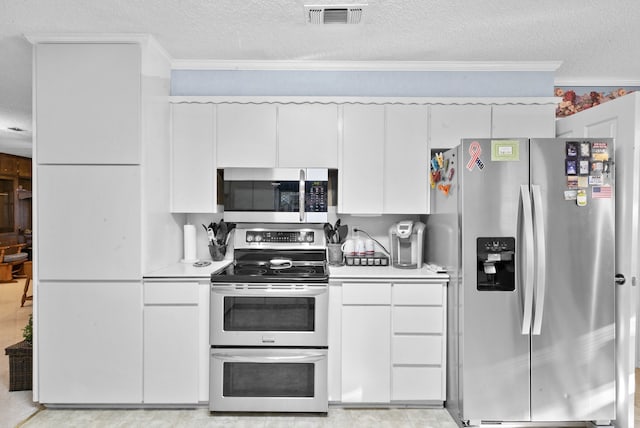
[426,138,616,426]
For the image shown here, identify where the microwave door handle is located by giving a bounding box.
[213,353,326,364]
[299,169,305,222]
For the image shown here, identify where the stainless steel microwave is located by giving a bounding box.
[223,168,328,223]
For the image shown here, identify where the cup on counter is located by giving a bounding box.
[327,243,344,266]
[365,238,375,255]
[341,239,355,256]
[355,239,366,256]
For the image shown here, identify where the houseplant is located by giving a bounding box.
[5,314,33,391]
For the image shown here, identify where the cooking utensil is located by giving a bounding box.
[337,225,348,243]
[323,222,333,242]
[217,221,228,245]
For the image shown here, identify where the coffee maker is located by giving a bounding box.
[389,221,425,269]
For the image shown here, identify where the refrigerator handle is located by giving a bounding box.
[519,184,535,335]
[531,184,547,336]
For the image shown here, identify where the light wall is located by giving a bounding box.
[171,70,555,97]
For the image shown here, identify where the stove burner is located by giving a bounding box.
[234,266,269,276]
[274,266,318,275]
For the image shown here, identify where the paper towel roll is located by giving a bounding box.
[182,224,197,263]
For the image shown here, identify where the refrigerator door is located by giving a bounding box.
[459,139,532,422]
[529,138,615,421]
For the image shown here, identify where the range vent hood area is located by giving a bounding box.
[304,4,366,24]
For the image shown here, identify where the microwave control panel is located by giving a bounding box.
[305,181,327,212]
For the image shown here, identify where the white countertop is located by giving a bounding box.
[329,264,449,280]
[144,260,232,279]
[144,260,449,281]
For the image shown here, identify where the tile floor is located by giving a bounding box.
[20,407,458,428]
[0,278,40,428]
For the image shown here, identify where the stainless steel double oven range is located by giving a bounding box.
[209,224,328,413]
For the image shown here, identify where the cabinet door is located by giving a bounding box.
[339,105,385,214]
[144,305,199,404]
[328,284,342,402]
[170,103,217,213]
[492,104,556,138]
[38,281,142,403]
[341,305,390,403]
[37,165,141,280]
[278,104,339,168]
[383,105,429,214]
[216,104,277,167]
[36,43,141,164]
[430,105,492,149]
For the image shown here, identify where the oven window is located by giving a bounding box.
[224,297,315,331]
[223,362,315,397]
[224,181,300,212]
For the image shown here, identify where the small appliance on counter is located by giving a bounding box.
[389,221,425,269]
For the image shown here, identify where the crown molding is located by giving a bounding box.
[171,59,563,72]
[25,32,155,45]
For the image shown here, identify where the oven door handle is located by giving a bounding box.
[211,286,327,297]
[212,352,326,364]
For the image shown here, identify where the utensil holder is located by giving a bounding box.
[209,243,227,261]
[327,243,344,266]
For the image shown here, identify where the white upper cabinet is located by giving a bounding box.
[340,104,385,214]
[430,105,492,149]
[383,105,429,214]
[170,103,218,213]
[492,104,556,138]
[277,104,339,168]
[36,43,141,164]
[216,104,277,167]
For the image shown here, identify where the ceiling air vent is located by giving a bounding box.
[305,4,366,24]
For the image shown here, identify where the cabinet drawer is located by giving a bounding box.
[393,307,443,334]
[392,335,442,365]
[392,366,443,401]
[144,282,199,305]
[342,283,391,305]
[392,283,442,305]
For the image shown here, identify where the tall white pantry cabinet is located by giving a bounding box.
[31,37,176,403]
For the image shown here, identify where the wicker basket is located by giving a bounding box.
[4,340,32,391]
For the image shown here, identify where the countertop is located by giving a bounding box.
[144,260,232,279]
[328,264,449,280]
[144,260,449,281]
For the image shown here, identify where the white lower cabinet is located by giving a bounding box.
[333,280,447,405]
[391,282,446,402]
[341,283,391,404]
[143,281,199,404]
[38,282,143,404]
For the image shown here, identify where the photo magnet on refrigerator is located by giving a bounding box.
[576,189,588,207]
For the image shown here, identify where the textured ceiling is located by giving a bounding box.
[1,0,639,156]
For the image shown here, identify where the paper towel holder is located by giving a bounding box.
[182,223,198,263]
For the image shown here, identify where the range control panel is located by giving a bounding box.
[245,231,315,243]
